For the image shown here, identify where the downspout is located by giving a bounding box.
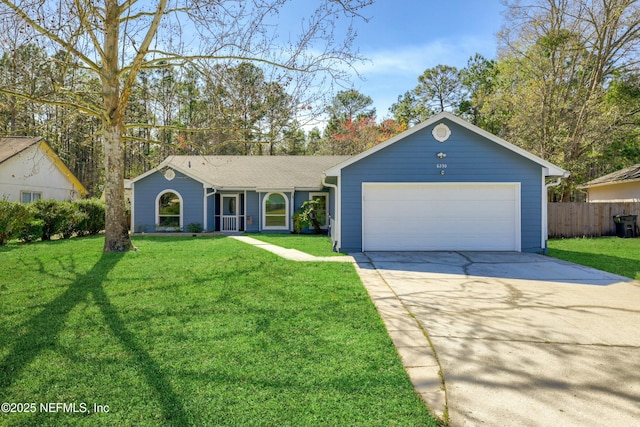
[322,174,339,252]
[543,177,563,253]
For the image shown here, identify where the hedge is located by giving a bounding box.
[0,198,106,245]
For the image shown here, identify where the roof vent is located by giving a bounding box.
[432,123,451,142]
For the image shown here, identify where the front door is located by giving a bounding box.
[221,195,239,232]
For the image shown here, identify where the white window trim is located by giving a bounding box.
[155,189,183,231]
[309,192,329,230]
[262,192,289,230]
[20,191,42,203]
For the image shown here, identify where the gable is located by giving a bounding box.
[324,112,568,178]
[340,118,545,180]
[0,141,86,200]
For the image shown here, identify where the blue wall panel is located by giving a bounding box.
[133,170,204,233]
[340,118,544,252]
[245,191,260,232]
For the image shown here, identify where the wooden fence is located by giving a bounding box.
[547,202,640,238]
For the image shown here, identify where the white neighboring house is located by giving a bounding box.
[579,164,640,202]
[0,137,87,202]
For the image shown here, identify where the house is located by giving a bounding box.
[131,112,568,252]
[0,137,87,202]
[579,164,640,202]
[131,155,351,234]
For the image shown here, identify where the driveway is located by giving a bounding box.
[359,251,640,426]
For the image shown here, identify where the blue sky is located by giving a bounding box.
[340,0,507,120]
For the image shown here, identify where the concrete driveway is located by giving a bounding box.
[358,251,640,426]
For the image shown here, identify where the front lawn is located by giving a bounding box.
[0,236,436,426]
[547,237,640,280]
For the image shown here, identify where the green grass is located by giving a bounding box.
[0,236,437,427]
[547,237,640,280]
[246,233,346,257]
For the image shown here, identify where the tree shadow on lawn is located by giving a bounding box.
[548,248,640,280]
[0,252,189,426]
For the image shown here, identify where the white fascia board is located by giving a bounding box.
[130,166,160,183]
[255,187,295,193]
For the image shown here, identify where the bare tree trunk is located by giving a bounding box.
[103,126,133,252]
[101,0,133,252]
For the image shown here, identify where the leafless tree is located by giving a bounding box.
[0,0,372,251]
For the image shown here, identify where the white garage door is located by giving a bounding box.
[362,183,521,251]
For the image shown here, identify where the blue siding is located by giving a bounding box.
[133,170,204,233]
[245,191,260,232]
[340,118,544,252]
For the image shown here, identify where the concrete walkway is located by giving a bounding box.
[229,236,355,262]
[230,236,447,421]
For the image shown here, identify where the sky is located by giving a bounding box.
[330,0,507,120]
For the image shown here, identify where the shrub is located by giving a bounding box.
[32,199,68,240]
[187,223,203,233]
[0,200,31,245]
[19,218,45,243]
[59,201,89,239]
[75,199,105,235]
[292,199,324,234]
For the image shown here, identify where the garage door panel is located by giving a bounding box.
[360,236,513,251]
[366,201,515,218]
[362,183,520,251]
[369,186,516,202]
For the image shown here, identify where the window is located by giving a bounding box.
[309,193,329,229]
[156,190,182,230]
[263,192,288,230]
[21,191,41,203]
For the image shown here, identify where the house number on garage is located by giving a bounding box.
[436,164,447,168]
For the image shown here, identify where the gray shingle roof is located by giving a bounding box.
[155,155,352,190]
[0,137,43,164]
[580,164,640,188]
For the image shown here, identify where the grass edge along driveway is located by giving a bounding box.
[547,236,640,280]
[0,236,438,427]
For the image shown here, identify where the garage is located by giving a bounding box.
[323,112,568,253]
[362,182,521,251]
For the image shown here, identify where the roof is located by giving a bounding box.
[0,136,42,164]
[324,112,569,178]
[133,155,351,191]
[0,136,87,196]
[579,164,640,189]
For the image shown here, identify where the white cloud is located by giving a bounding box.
[357,35,497,77]
[348,35,498,119]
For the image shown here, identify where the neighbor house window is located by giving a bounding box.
[263,192,288,230]
[156,190,182,230]
[21,191,41,203]
[309,192,329,229]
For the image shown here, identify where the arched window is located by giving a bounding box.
[156,190,183,230]
[263,192,288,230]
